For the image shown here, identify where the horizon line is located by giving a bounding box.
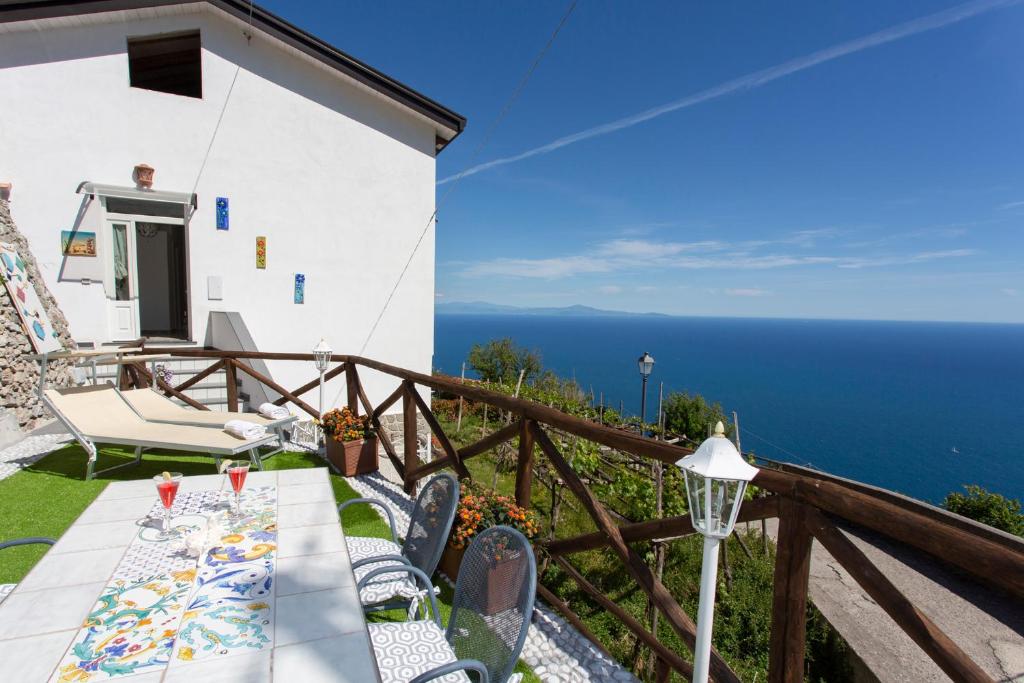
[435,301,1024,326]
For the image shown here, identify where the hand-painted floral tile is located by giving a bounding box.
[111,514,209,583]
[221,486,277,536]
[173,557,274,663]
[53,571,195,682]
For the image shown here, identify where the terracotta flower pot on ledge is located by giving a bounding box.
[133,164,155,189]
[325,435,378,477]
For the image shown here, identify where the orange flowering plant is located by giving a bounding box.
[451,481,539,550]
[318,407,374,443]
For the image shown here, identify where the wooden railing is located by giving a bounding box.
[135,347,1024,682]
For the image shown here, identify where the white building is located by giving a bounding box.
[0,0,464,408]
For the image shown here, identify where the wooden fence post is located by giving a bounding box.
[514,419,535,508]
[225,360,238,413]
[402,381,421,495]
[346,362,359,413]
[768,499,813,683]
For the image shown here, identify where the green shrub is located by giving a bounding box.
[943,485,1024,536]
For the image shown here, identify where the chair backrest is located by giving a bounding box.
[0,537,56,551]
[447,525,536,683]
[402,473,459,575]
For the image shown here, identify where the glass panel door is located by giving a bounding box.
[112,223,129,300]
[105,221,139,341]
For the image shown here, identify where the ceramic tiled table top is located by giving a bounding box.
[0,468,382,682]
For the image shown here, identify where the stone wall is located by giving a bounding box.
[0,199,75,430]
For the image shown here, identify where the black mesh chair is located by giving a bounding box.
[366,525,537,683]
[340,473,459,612]
[0,537,56,605]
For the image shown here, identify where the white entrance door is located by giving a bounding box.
[104,215,190,341]
[106,220,139,341]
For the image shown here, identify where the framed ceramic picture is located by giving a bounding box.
[61,230,97,256]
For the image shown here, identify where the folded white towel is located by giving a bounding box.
[258,402,289,420]
[225,419,267,440]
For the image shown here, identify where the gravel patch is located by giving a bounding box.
[0,433,72,481]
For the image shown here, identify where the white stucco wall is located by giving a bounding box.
[0,6,441,409]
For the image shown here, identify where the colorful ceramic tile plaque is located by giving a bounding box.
[256,236,266,269]
[294,274,305,304]
[174,487,278,664]
[61,230,97,256]
[216,197,229,230]
[0,241,62,353]
[53,486,280,681]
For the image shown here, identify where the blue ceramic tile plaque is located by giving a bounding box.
[216,197,229,230]
[294,274,305,304]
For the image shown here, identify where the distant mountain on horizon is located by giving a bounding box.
[436,301,669,317]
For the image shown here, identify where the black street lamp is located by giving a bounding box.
[637,351,655,434]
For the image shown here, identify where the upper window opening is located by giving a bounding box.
[127,31,202,99]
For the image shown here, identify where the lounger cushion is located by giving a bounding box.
[368,620,470,683]
[347,536,421,605]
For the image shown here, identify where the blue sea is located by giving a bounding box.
[434,315,1024,504]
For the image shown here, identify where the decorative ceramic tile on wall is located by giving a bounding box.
[256,236,266,269]
[215,198,229,230]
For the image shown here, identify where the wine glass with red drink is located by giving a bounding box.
[227,462,250,518]
[152,472,183,539]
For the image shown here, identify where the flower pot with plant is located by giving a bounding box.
[319,407,378,476]
[440,481,539,612]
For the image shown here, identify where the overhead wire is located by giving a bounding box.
[329,0,579,407]
[185,1,256,218]
[354,0,579,358]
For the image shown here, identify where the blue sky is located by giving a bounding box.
[266,0,1024,322]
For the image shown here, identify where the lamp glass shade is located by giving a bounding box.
[683,471,747,538]
[637,351,655,377]
[677,421,758,539]
[312,338,333,372]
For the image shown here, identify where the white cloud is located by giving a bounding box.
[725,288,771,297]
[598,285,623,294]
[459,234,978,279]
[461,255,610,279]
[1003,288,1020,296]
[438,0,1020,185]
[997,201,1024,210]
[837,249,978,269]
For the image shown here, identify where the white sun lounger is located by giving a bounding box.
[42,385,279,480]
[120,388,296,460]
[120,388,296,430]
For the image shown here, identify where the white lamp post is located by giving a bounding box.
[675,421,758,683]
[312,339,333,424]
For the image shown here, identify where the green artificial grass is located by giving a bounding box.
[0,443,387,582]
[0,442,539,682]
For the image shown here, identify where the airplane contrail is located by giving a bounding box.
[438,0,1020,185]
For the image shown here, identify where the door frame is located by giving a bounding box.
[101,208,191,342]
